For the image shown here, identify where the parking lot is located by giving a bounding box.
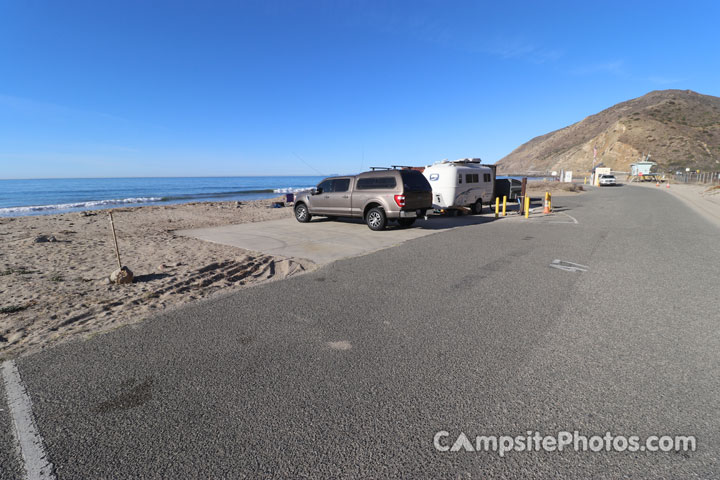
[177,213,496,264]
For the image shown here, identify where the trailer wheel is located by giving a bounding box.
[471,200,483,214]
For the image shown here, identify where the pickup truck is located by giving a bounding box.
[293,169,433,230]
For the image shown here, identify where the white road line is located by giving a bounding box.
[548,212,579,224]
[1,360,56,480]
[549,259,589,272]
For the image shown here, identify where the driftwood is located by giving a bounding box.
[108,211,133,284]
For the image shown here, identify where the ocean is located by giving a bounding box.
[0,176,326,217]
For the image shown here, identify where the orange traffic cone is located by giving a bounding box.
[656,182,659,187]
[666,182,670,188]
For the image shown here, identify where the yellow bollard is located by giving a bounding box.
[524,195,530,218]
[495,197,499,218]
[502,196,507,216]
[548,192,552,212]
[543,192,551,214]
[584,176,587,185]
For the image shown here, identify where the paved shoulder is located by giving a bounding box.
[0,365,24,480]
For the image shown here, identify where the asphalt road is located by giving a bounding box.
[2,185,719,479]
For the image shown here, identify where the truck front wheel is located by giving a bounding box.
[295,203,312,223]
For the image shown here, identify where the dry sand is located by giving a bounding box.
[0,199,313,359]
[526,180,586,196]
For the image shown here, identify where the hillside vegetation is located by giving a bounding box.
[497,90,720,174]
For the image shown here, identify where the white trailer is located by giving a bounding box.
[422,159,495,214]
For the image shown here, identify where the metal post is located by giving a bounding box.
[495,197,499,218]
[502,196,507,216]
[524,195,530,219]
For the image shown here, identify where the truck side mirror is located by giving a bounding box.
[314,187,322,195]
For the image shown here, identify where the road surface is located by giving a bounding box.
[2,185,719,479]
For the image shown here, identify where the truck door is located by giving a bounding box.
[313,178,352,216]
[310,179,334,214]
[327,178,352,215]
[482,172,493,202]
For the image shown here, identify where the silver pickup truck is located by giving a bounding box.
[294,169,433,230]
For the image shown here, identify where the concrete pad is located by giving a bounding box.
[176,214,495,264]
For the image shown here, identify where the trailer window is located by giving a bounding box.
[483,173,491,182]
[458,174,462,184]
[466,173,479,183]
[357,177,397,190]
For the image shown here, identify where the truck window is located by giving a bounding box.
[333,178,350,192]
[399,171,432,192]
[317,180,333,192]
[356,177,397,190]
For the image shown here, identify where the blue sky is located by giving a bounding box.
[1,0,719,179]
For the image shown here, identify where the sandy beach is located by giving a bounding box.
[0,198,312,359]
[525,180,586,196]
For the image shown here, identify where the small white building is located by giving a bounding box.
[630,160,657,176]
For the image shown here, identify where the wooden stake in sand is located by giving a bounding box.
[109,211,122,269]
[108,211,133,284]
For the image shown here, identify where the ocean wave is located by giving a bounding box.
[273,186,314,193]
[1,186,316,216]
[0,197,163,214]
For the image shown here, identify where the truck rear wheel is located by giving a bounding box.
[366,207,387,231]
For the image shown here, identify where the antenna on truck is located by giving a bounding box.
[292,151,326,176]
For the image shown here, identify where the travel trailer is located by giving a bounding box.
[422,159,495,213]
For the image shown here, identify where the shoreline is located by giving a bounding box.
[0,191,312,218]
[0,175,323,218]
[0,197,313,359]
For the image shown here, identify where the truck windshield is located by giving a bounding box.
[400,170,432,192]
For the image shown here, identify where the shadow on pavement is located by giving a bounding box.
[310,210,515,231]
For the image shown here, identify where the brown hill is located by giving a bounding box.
[496,90,720,174]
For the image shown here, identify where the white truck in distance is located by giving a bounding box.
[422,159,495,213]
